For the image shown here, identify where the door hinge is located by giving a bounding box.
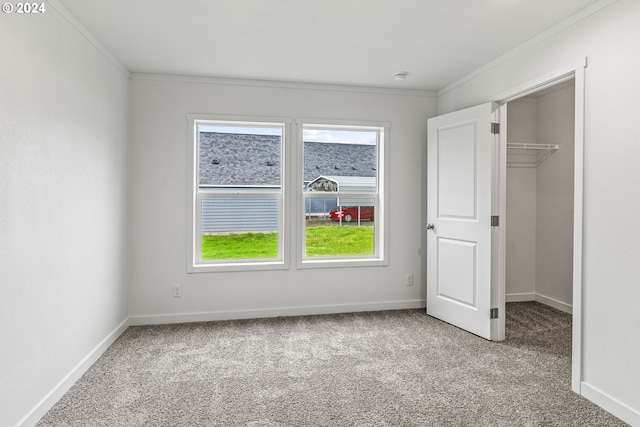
[491,122,500,134]
[490,308,499,319]
[491,215,499,227]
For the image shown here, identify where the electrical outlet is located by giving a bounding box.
[173,284,182,297]
[405,273,414,286]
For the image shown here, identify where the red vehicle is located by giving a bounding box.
[329,206,374,222]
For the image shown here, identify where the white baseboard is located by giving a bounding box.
[506,292,536,302]
[505,292,572,314]
[581,382,640,427]
[534,292,572,314]
[18,318,130,427]
[129,299,426,326]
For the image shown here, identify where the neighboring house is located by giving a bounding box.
[199,133,281,187]
[199,133,377,231]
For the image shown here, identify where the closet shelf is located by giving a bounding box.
[507,143,559,168]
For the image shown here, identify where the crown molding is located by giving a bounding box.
[130,72,436,98]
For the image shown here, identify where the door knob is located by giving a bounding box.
[426,223,435,230]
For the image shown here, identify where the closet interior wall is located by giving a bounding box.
[505,81,575,313]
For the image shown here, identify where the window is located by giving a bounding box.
[299,122,387,266]
[188,117,387,272]
[188,117,287,271]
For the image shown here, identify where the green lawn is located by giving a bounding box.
[305,225,374,256]
[201,224,374,259]
[202,233,278,259]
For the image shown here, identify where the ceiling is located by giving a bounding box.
[56,0,603,91]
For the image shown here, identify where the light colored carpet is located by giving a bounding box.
[37,302,627,426]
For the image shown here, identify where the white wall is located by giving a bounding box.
[506,100,538,298]
[128,75,435,322]
[535,85,575,307]
[0,7,130,427]
[506,85,575,311]
[438,0,640,423]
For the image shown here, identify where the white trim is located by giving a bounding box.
[131,72,436,98]
[295,119,390,269]
[532,80,576,102]
[16,318,130,427]
[129,300,425,326]
[438,0,617,96]
[294,118,392,129]
[491,104,506,342]
[186,115,292,273]
[495,59,586,104]
[506,292,536,302]
[572,64,586,394]
[188,260,289,274]
[534,293,573,314]
[495,62,586,395]
[46,0,130,77]
[505,293,572,314]
[581,382,640,427]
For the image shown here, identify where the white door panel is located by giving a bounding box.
[427,102,499,340]
[437,238,477,307]
[437,123,477,219]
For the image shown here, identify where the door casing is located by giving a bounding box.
[494,59,586,393]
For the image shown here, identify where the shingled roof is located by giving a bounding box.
[303,140,376,182]
[199,132,281,186]
[199,132,376,186]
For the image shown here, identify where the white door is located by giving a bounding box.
[427,102,503,340]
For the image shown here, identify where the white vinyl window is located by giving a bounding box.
[187,117,287,272]
[298,121,388,267]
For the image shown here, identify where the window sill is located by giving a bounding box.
[297,257,388,270]
[188,260,288,274]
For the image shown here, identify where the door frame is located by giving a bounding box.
[494,58,587,393]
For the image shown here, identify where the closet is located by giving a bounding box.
[505,79,575,314]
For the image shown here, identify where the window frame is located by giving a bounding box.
[187,115,291,273]
[296,119,389,269]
